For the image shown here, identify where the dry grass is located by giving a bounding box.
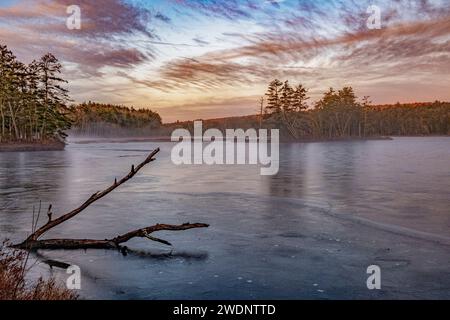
[0,241,77,300]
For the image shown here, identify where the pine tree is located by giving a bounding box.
[0,45,16,141]
[292,84,309,111]
[265,79,283,115]
[280,80,294,112]
[0,44,72,143]
[37,53,71,139]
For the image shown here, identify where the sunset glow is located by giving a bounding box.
[1,0,449,122]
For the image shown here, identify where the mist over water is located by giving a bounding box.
[0,137,449,299]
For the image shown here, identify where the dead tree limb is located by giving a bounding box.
[13,148,209,251]
[23,148,160,243]
[13,223,209,250]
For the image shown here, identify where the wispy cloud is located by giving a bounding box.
[0,0,154,75]
[1,0,449,121]
[0,0,154,38]
[133,1,450,93]
[170,0,261,20]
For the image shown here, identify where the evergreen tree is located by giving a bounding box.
[260,79,449,140]
[292,84,309,111]
[280,80,294,112]
[0,44,72,143]
[37,53,71,139]
[265,79,283,115]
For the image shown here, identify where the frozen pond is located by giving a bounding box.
[0,137,449,299]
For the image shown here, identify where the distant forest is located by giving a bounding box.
[257,80,449,140]
[165,81,449,140]
[1,44,449,143]
[70,102,162,137]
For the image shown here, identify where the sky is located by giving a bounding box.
[0,0,449,122]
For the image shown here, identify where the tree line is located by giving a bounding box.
[0,44,163,142]
[0,44,72,143]
[263,79,449,140]
[70,102,162,137]
[1,42,448,143]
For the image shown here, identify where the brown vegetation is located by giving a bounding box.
[0,139,65,152]
[0,241,77,300]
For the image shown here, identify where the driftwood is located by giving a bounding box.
[12,147,209,252]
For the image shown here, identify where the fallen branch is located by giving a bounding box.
[13,148,209,251]
[13,223,209,251]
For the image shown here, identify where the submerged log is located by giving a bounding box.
[13,148,209,251]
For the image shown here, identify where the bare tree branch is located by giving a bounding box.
[24,148,160,242]
[13,148,209,252]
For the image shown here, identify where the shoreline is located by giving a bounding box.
[68,135,395,144]
[0,140,66,152]
[2,135,447,151]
